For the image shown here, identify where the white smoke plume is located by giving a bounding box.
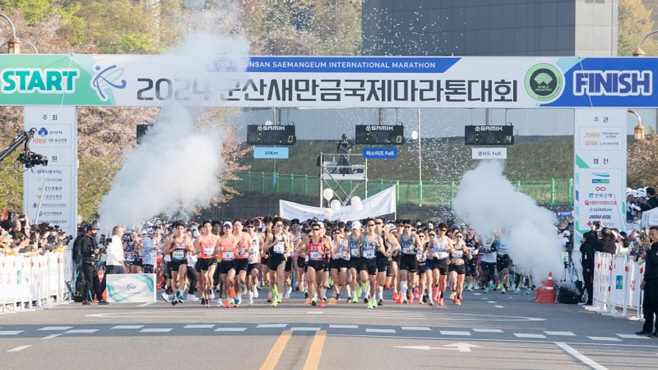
[452,160,563,281]
[98,32,250,230]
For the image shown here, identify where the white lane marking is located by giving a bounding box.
[138,302,155,307]
[291,327,321,331]
[38,326,73,331]
[140,328,172,333]
[588,336,621,342]
[556,342,609,370]
[306,311,324,314]
[544,331,576,336]
[616,333,650,340]
[0,331,23,335]
[487,301,496,303]
[257,324,287,328]
[440,331,471,336]
[473,293,481,296]
[215,328,247,332]
[329,325,358,329]
[42,334,62,340]
[111,325,144,330]
[401,327,431,331]
[65,329,99,334]
[184,324,215,329]
[514,333,546,339]
[366,328,396,334]
[472,328,504,333]
[7,345,31,352]
[495,305,504,308]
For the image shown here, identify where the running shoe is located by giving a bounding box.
[335,293,340,301]
[524,290,531,296]
[304,291,309,299]
[284,287,292,300]
[161,292,171,303]
[422,294,428,303]
[272,284,279,296]
[455,299,462,306]
[271,298,278,307]
[429,300,434,306]
[318,300,325,308]
[438,298,445,306]
[346,296,352,303]
[378,299,383,306]
[277,293,283,304]
[230,287,236,299]
[408,295,414,304]
[176,291,185,303]
[402,298,408,304]
[351,295,358,303]
[235,296,242,307]
[201,298,206,305]
[363,297,369,304]
[392,292,399,301]
[224,299,231,308]
[514,288,520,295]
[501,287,506,295]
[496,283,503,291]
[267,293,272,303]
[322,296,328,302]
[396,295,403,304]
[413,288,420,299]
[205,299,210,308]
[187,294,199,301]
[449,291,456,300]
[311,299,317,306]
[453,296,458,304]
[483,287,490,294]
[252,285,259,298]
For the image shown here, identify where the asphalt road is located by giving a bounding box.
[1,289,656,370]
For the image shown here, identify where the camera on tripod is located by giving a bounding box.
[18,151,48,168]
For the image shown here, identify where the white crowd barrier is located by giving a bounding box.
[591,251,644,319]
[0,252,67,313]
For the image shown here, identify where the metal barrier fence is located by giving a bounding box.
[591,252,644,319]
[0,252,67,313]
[225,171,574,207]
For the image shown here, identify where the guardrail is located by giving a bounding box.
[591,251,644,319]
[225,171,574,207]
[0,252,68,313]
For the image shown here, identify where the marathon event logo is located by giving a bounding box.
[524,63,564,102]
[91,64,127,101]
[38,127,48,137]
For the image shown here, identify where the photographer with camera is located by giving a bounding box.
[79,221,109,305]
[337,134,354,175]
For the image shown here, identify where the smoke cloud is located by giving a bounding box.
[98,32,250,230]
[452,160,563,281]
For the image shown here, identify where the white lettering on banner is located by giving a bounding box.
[23,106,77,237]
[573,70,652,96]
[1,68,79,93]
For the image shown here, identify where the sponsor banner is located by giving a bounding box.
[1,55,658,107]
[574,109,627,243]
[363,147,398,159]
[23,106,77,236]
[106,273,157,303]
[471,147,507,159]
[254,147,289,159]
[280,186,396,221]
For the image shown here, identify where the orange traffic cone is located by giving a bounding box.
[535,272,555,304]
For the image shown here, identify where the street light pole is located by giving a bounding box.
[0,13,38,54]
[632,29,658,56]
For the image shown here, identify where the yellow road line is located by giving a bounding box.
[259,330,292,370]
[303,330,327,370]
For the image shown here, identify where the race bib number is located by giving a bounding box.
[363,250,375,259]
[172,250,184,260]
[203,246,215,256]
[125,253,135,262]
[274,242,285,254]
[223,251,234,260]
[310,251,321,261]
[351,247,359,256]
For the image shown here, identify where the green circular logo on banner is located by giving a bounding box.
[525,63,564,102]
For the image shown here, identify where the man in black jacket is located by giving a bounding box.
[640,187,658,212]
[580,233,597,305]
[79,221,108,305]
[637,226,658,336]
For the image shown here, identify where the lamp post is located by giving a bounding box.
[0,13,38,54]
[632,30,658,57]
[628,109,645,141]
[412,108,422,207]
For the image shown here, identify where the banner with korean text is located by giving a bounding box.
[573,109,627,244]
[1,55,658,108]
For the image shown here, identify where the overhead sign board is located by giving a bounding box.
[254,147,289,159]
[1,55,658,108]
[363,147,398,159]
[471,148,507,160]
[465,125,514,146]
[355,125,404,145]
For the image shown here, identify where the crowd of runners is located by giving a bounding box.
[111,216,535,309]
